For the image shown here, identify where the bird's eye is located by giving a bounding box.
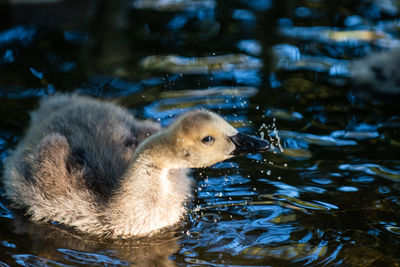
[201,136,215,146]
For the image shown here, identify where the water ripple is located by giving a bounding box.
[13,254,70,267]
[143,86,256,125]
[58,249,130,265]
[131,0,216,11]
[330,130,379,140]
[0,87,55,99]
[261,194,338,212]
[1,241,16,248]
[140,54,262,74]
[278,130,358,146]
[0,201,13,219]
[279,26,394,46]
[265,108,304,121]
[0,26,36,47]
[240,243,332,264]
[273,44,350,76]
[161,86,258,98]
[385,225,400,236]
[237,39,262,56]
[76,76,143,97]
[338,163,400,182]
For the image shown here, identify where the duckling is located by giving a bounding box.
[3,94,269,238]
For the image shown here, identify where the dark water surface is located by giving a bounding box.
[1,0,400,266]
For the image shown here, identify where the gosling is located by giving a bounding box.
[3,94,269,238]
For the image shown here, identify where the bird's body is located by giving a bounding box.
[3,94,268,238]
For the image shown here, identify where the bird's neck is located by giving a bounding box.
[105,132,192,238]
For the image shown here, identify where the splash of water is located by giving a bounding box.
[258,118,284,152]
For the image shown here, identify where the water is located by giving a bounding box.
[1,0,400,265]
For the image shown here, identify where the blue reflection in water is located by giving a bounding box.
[0,26,36,46]
[76,76,143,97]
[0,86,55,99]
[278,130,358,146]
[58,249,129,266]
[237,39,262,56]
[339,163,400,181]
[167,8,215,30]
[242,0,272,11]
[13,254,70,267]
[132,0,216,11]
[337,186,358,192]
[0,202,13,219]
[302,186,326,194]
[294,7,312,18]
[29,68,43,79]
[212,70,262,86]
[63,30,89,44]
[1,241,16,248]
[1,50,14,64]
[378,186,391,194]
[311,178,333,185]
[268,181,300,198]
[167,14,191,30]
[313,201,339,210]
[143,86,254,126]
[351,176,375,183]
[210,161,240,169]
[232,9,257,21]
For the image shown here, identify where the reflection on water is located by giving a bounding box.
[273,44,351,77]
[279,26,393,45]
[3,213,179,266]
[140,54,263,74]
[132,0,217,11]
[1,0,400,266]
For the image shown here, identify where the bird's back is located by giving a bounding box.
[3,95,160,227]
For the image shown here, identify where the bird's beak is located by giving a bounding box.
[229,133,270,155]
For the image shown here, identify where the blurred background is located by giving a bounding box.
[0,0,400,266]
